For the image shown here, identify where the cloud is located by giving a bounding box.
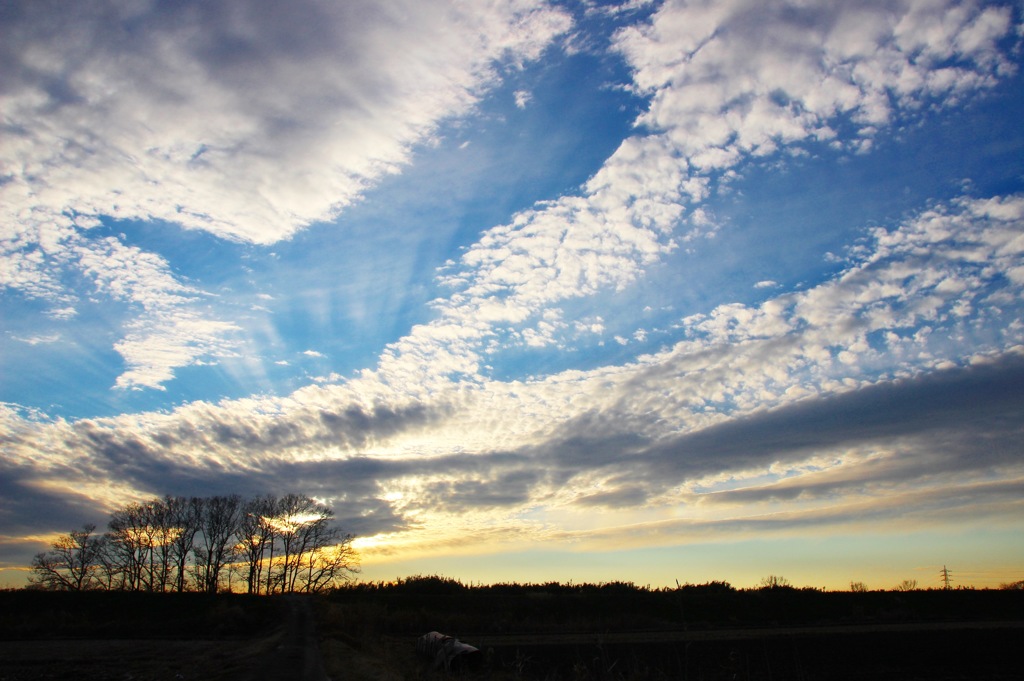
[1,215,242,390]
[3,188,1023,565]
[647,353,1024,490]
[1,0,572,244]
[616,0,1016,163]
[540,476,1024,553]
[2,1,1023,571]
[45,307,77,320]
[0,0,572,390]
[4,1,1017,396]
[372,0,1020,397]
[7,333,60,346]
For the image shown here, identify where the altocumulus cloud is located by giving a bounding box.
[377,0,1020,396]
[4,190,1024,557]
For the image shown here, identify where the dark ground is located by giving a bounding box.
[0,591,329,681]
[2,584,1022,680]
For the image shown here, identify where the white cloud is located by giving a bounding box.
[9,0,1012,395]
[0,216,241,390]
[513,89,533,109]
[1,0,572,245]
[8,333,60,346]
[113,313,240,391]
[44,307,78,320]
[373,0,1019,396]
[614,0,1016,176]
[2,192,1023,559]
[0,0,572,390]
[2,0,1023,568]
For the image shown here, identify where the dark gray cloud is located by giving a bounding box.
[315,402,438,448]
[542,354,1024,506]
[4,354,1022,582]
[0,464,109,536]
[648,356,1024,474]
[569,477,1024,548]
[0,460,114,573]
[11,355,1024,549]
[63,396,445,494]
[418,469,543,513]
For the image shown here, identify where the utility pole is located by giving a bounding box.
[940,565,953,590]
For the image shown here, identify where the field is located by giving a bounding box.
[2,581,1023,680]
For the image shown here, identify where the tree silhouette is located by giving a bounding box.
[107,502,153,590]
[29,524,104,591]
[236,494,278,595]
[166,496,203,593]
[759,574,791,589]
[195,495,243,594]
[29,493,358,593]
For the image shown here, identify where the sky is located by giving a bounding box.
[2,0,1024,591]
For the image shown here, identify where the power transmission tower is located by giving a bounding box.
[940,565,953,590]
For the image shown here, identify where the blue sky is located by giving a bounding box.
[2,0,1024,589]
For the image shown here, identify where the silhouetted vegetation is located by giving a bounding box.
[317,575,1024,638]
[29,493,358,594]
[3,576,1023,680]
[310,577,1024,680]
[0,589,279,640]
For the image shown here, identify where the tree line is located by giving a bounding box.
[30,493,358,594]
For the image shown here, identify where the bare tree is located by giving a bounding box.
[94,535,125,590]
[759,575,791,589]
[30,493,357,594]
[235,494,278,595]
[895,579,918,591]
[104,499,181,591]
[286,497,333,593]
[145,499,177,592]
[107,503,152,591]
[297,527,359,593]
[166,495,203,592]
[196,495,242,593]
[271,493,321,593]
[262,494,359,593]
[29,524,105,591]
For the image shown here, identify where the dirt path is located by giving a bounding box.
[248,595,330,681]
